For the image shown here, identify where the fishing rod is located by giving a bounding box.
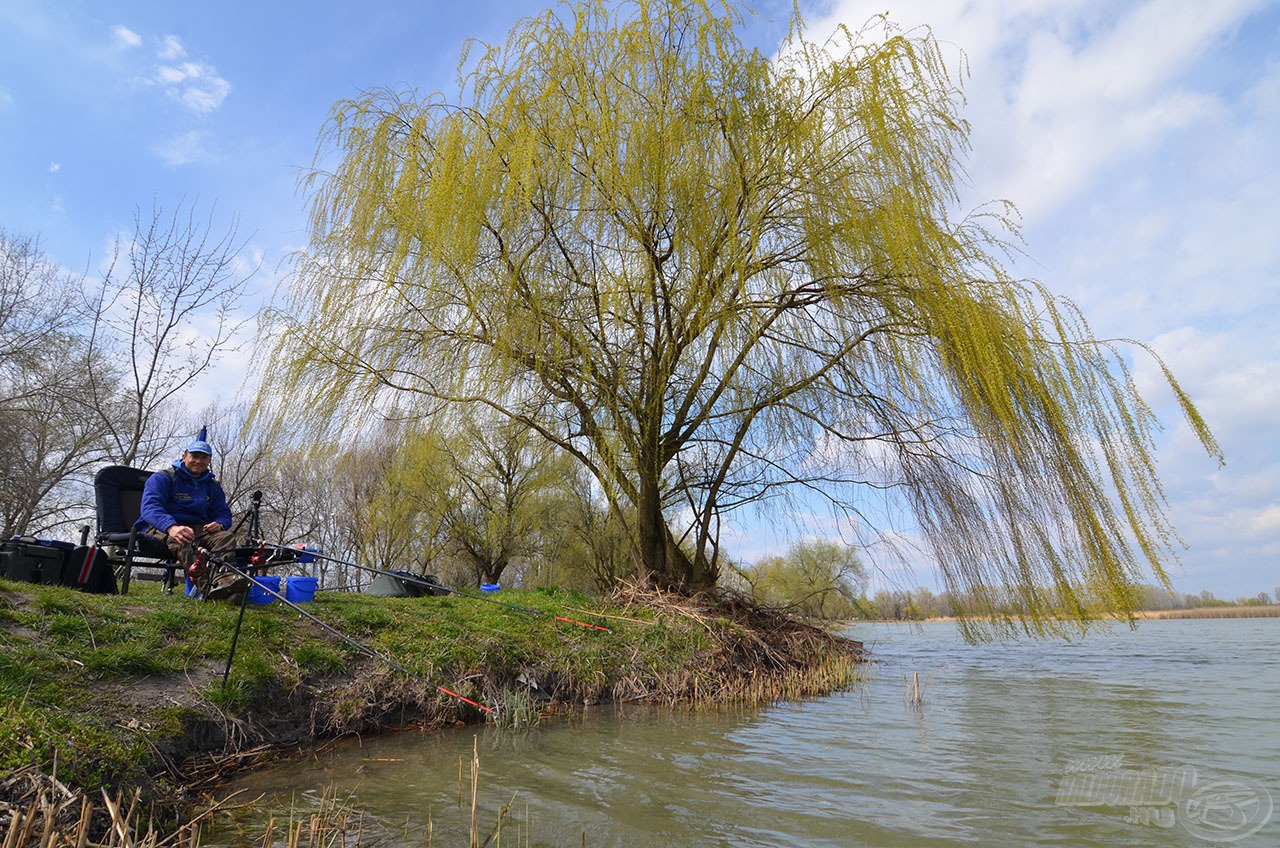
[199,547,493,715]
[256,540,612,633]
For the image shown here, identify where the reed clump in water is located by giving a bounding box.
[209,737,524,847]
[905,670,926,716]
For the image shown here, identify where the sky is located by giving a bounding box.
[1,0,1276,598]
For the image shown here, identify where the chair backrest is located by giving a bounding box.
[94,465,156,534]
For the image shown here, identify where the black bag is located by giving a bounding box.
[367,570,447,598]
[61,545,118,595]
[420,574,447,597]
[393,570,447,597]
[0,537,75,585]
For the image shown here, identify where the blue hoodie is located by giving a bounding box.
[137,458,234,533]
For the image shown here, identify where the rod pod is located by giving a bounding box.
[202,548,493,715]
[257,540,612,633]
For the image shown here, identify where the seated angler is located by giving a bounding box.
[137,429,243,599]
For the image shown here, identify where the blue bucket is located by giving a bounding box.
[480,583,501,593]
[285,575,318,603]
[247,575,280,605]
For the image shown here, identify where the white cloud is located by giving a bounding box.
[137,34,230,114]
[111,25,142,48]
[1127,324,1280,594]
[178,76,231,113]
[155,65,189,85]
[806,0,1271,222]
[151,130,216,166]
[153,59,231,114]
[1245,505,1280,539]
[158,34,187,61]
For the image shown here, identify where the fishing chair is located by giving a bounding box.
[92,465,184,594]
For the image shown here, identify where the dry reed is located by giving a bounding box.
[1134,606,1280,620]
[0,764,385,848]
[611,582,866,706]
[0,765,212,848]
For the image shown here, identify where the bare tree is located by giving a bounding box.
[85,200,255,467]
[0,339,118,537]
[0,230,116,538]
[0,231,79,366]
[196,401,275,509]
[0,207,254,539]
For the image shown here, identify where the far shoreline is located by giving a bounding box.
[845,605,1280,625]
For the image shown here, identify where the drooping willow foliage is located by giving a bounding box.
[258,0,1219,635]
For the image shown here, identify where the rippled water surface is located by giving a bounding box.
[218,618,1279,846]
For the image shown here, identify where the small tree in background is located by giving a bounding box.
[374,413,580,588]
[746,538,865,620]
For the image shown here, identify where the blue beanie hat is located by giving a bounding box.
[186,426,213,455]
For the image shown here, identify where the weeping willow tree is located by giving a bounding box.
[260,0,1219,633]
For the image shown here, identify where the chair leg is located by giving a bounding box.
[122,530,139,595]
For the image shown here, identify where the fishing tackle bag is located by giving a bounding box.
[0,537,75,585]
[60,545,118,595]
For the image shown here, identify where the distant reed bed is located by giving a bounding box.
[1136,606,1280,620]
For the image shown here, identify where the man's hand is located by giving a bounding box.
[167,525,196,544]
[202,521,223,534]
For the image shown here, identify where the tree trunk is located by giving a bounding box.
[635,476,717,591]
[482,561,505,585]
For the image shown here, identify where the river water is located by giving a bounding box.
[219,618,1278,846]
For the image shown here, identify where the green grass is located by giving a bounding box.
[0,578,660,789]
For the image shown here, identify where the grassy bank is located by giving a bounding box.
[0,578,861,837]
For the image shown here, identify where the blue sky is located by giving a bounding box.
[1,0,1277,598]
